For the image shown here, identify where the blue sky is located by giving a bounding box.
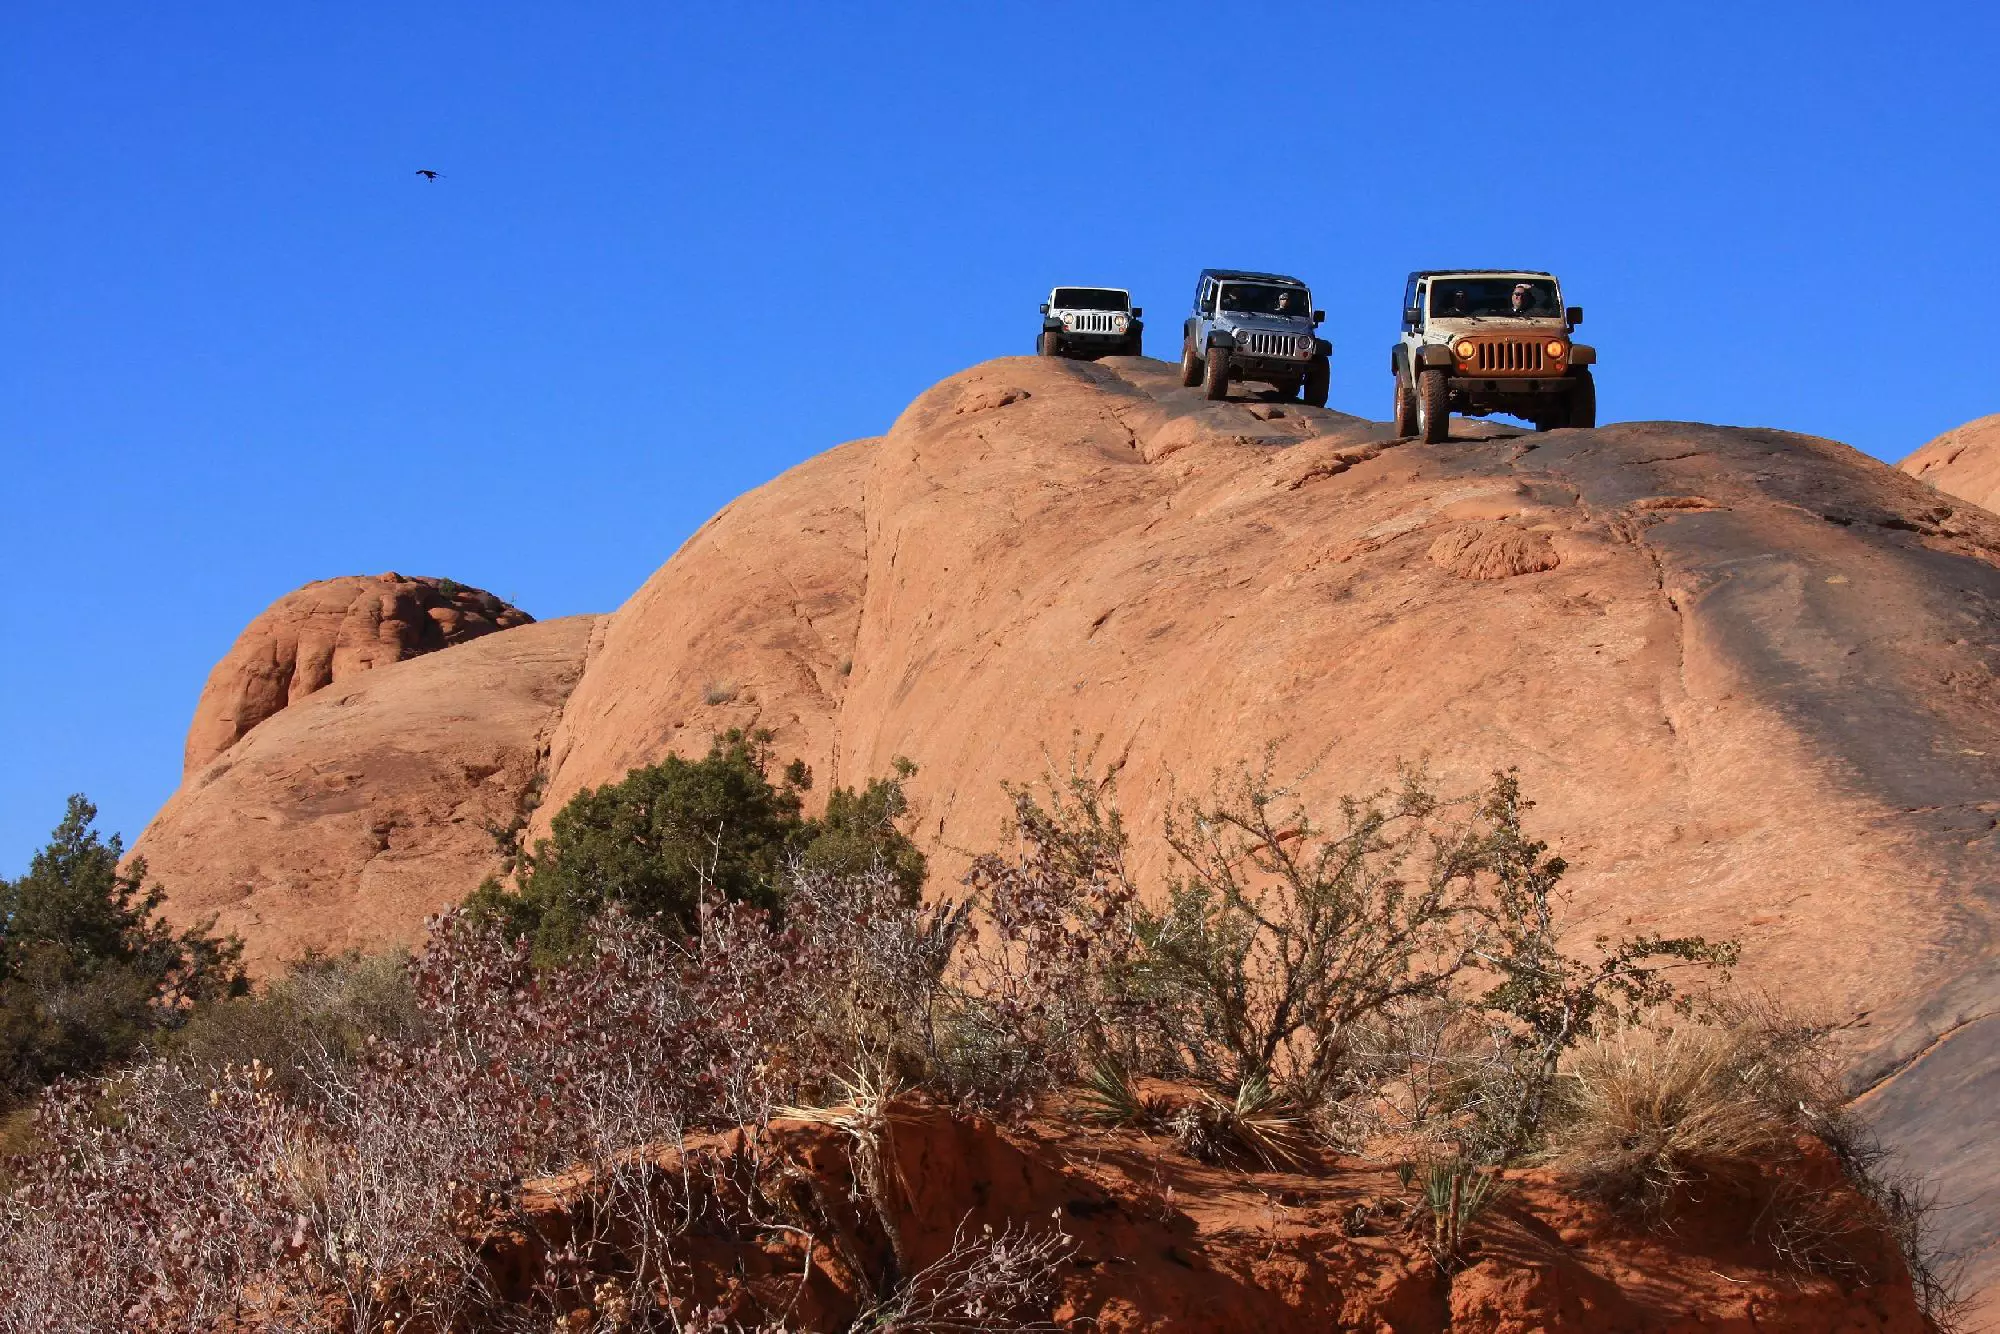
[4,2,1996,873]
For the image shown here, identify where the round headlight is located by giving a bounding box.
[1455,339,1476,360]
[1114,315,1128,332]
[1062,315,1074,330]
[1546,340,1567,358]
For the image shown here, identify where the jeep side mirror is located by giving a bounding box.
[1039,303,1049,314]
[1312,310,1326,325]
[1131,306,1142,318]
[1566,306,1583,326]
[1404,306,1422,327]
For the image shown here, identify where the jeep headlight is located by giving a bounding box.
[1546,340,1567,358]
[1061,314,1075,330]
[1455,339,1476,360]
[1113,314,1128,332]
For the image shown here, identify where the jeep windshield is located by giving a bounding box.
[1051,288,1128,311]
[1218,284,1310,317]
[1427,277,1561,319]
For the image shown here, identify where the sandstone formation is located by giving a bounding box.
[182,573,534,775]
[138,616,595,971]
[141,356,2000,1307]
[1901,412,2000,513]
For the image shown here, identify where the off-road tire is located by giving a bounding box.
[1124,332,1143,358]
[1037,331,1061,358]
[1566,369,1597,429]
[1180,339,1202,387]
[1203,348,1230,401]
[1417,368,1450,443]
[1393,370,1419,436]
[1303,358,1330,408]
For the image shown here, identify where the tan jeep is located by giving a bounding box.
[1391,270,1596,443]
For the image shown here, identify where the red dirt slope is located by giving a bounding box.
[456,1095,1932,1332]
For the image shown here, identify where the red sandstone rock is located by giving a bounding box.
[1900,412,2000,513]
[181,573,533,776]
[137,616,595,972]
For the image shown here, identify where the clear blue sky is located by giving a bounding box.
[4,2,1996,874]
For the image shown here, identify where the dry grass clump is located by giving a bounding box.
[1544,1018,1809,1218]
[1544,1009,1966,1329]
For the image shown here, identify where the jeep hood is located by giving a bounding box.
[1221,314,1316,334]
[1422,315,1568,338]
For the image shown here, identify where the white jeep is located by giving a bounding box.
[1391,270,1596,442]
[1038,287,1143,359]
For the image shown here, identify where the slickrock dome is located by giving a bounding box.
[138,616,595,969]
[1901,412,2000,512]
[182,572,533,775]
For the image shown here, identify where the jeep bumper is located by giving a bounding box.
[1450,376,1577,395]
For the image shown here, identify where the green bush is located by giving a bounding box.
[468,730,926,961]
[0,796,245,1106]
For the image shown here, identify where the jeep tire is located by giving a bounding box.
[1037,331,1061,358]
[1416,368,1450,443]
[1123,332,1143,358]
[1565,369,1597,429]
[1203,348,1230,401]
[1180,339,1202,388]
[1393,371,1419,436]
[1303,358,1330,409]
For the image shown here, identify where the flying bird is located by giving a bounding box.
[414,169,441,181]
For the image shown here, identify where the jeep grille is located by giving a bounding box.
[1469,338,1548,374]
[1066,312,1121,334]
[1236,331,1314,360]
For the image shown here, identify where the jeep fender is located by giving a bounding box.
[1567,343,1597,366]
[1312,338,1332,359]
[1205,329,1236,351]
[1042,317,1064,333]
[1416,344,1456,369]
[1391,344,1410,377]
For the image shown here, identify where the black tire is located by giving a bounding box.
[1124,332,1143,358]
[1417,368,1450,443]
[1037,331,1061,358]
[1393,370,1418,436]
[1566,368,1597,429]
[1180,338,1202,387]
[1303,358,1330,408]
[1203,347,1230,401]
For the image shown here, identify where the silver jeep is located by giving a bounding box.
[1180,268,1332,406]
[1038,287,1143,359]
[1391,270,1596,442]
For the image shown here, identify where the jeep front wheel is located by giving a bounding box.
[1565,369,1597,429]
[1202,348,1230,401]
[1416,368,1450,443]
[1393,371,1418,436]
[1037,331,1061,358]
[1180,339,1202,387]
[1123,332,1143,358]
[1303,358,1330,408]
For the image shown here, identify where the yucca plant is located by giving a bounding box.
[1416,1156,1510,1272]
